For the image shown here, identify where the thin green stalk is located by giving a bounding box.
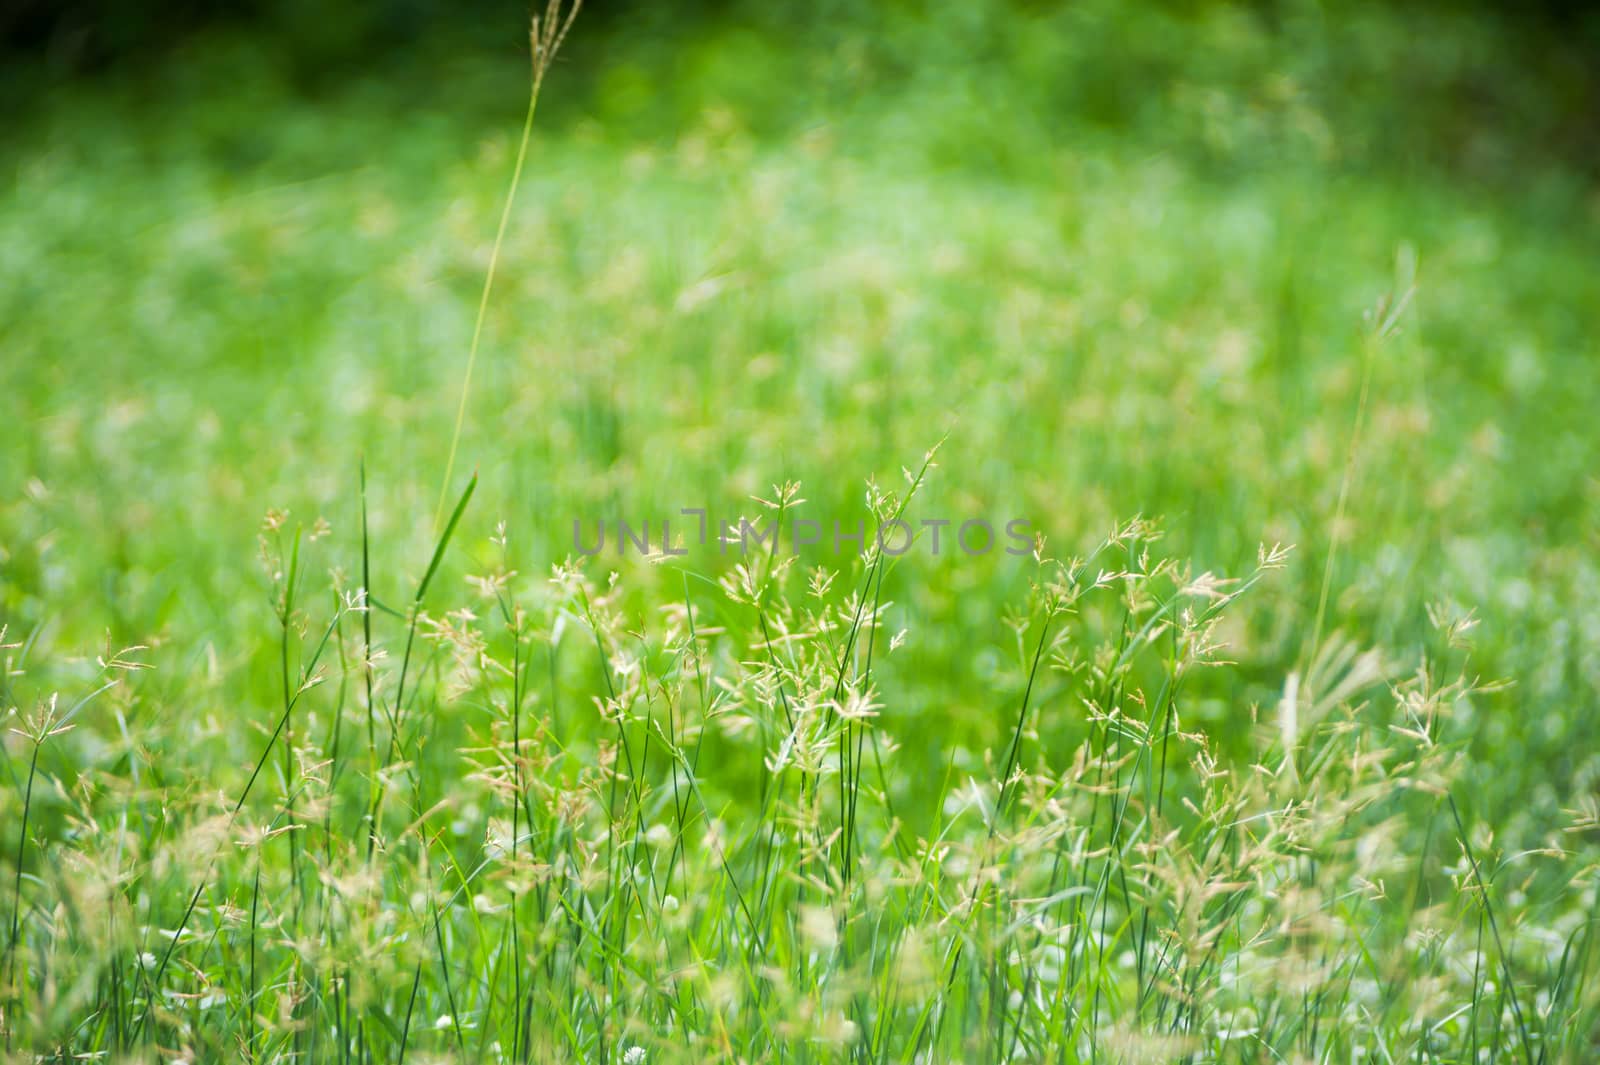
[4,738,40,1048]
[434,0,583,533]
[1448,793,1534,1065]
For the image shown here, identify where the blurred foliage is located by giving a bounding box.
[3,4,1599,1057]
[2,0,1598,839]
[7,0,1600,188]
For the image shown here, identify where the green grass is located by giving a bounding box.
[2,1,1599,1060]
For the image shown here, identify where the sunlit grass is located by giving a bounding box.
[2,1,1599,1059]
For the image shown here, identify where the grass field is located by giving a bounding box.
[3,1,1599,1060]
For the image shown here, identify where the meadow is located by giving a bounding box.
[2,1,1599,1060]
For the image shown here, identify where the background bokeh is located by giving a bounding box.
[3,1,1598,836]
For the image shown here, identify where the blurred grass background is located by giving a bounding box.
[2,0,1598,835]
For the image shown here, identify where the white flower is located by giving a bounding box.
[623,1047,646,1065]
[434,1014,454,1031]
